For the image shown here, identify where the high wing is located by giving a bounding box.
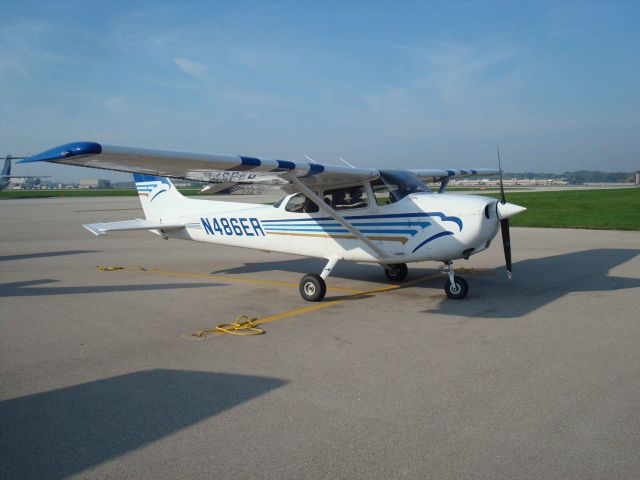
[19,142,378,188]
[20,141,498,188]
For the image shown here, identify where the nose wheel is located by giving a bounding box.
[443,261,469,299]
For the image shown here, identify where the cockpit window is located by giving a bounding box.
[284,193,319,213]
[323,185,369,210]
[375,170,430,204]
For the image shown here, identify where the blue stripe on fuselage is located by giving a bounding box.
[262,212,462,231]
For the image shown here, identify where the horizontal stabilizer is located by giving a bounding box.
[83,219,185,236]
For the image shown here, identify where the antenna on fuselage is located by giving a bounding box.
[338,156,356,168]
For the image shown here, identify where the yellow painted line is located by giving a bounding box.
[253,272,443,327]
[144,268,366,294]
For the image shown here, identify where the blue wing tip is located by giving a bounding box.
[18,141,102,163]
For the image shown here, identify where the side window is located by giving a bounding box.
[324,185,369,210]
[371,172,430,205]
[284,193,320,213]
[284,193,305,212]
[371,179,394,206]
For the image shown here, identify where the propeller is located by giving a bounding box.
[497,145,512,279]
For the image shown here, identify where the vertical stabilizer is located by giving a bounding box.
[133,174,187,222]
[2,156,12,176]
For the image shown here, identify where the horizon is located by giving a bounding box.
[1,1,639,182]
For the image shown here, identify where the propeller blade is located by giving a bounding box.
[500,218,512,279]
[497,145,512,278]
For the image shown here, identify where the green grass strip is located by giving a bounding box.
[480,188,640,230]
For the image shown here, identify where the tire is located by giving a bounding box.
[384,263,408,282]
[299,274,327,302]
[444,276,468,299]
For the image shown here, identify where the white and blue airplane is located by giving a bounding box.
[20,142,525,301]
[1,155,48,191]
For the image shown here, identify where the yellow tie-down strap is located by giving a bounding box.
[194,316,265,337]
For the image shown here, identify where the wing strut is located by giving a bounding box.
[289,177,386,259]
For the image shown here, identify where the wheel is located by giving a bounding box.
[299,274,327,302]
[384,263,408,282]
[444,275,468,299]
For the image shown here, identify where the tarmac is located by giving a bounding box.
[1,196,639,480]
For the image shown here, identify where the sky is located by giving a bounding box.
[1,0,639,181]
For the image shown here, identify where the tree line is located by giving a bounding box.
[505,171,636,184]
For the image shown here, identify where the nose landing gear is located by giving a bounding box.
[443,261,468,299]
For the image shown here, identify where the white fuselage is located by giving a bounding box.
[159,192,501,265]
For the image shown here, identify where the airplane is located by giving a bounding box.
[1,155,49,191]
[20,141,526,302]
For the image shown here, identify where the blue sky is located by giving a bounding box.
[1,0,639,181]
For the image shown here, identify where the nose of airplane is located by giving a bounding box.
[496,202,526,220]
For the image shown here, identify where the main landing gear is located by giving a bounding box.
[299,257,338,302]
[384,263,408,282]
[443,261,468,299]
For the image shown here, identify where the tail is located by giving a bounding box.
[2,156,11,176]
[133,174,187,222]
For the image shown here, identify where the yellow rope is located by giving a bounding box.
[193,316,265,337]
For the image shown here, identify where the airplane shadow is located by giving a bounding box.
[0,279,225,297]
[0,369,287,480]
[213,249,639,319]
[212,258,389,282]
[424,248,640,318]
[0,250,100,262]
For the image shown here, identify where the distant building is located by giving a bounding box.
[78,179,111,188]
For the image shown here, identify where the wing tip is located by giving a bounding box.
[82,224,106,236]
[19,142,102,164]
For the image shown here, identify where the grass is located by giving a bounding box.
[2,186,639,231]
[480,188,640,230]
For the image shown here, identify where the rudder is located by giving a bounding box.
[2,156,11,176]
[133,174,186,222]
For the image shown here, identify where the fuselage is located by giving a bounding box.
[160,191,501,265]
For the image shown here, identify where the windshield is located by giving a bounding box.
[377,170,430,202]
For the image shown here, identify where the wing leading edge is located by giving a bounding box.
[19,142,378,187]
[20,141,499,188]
